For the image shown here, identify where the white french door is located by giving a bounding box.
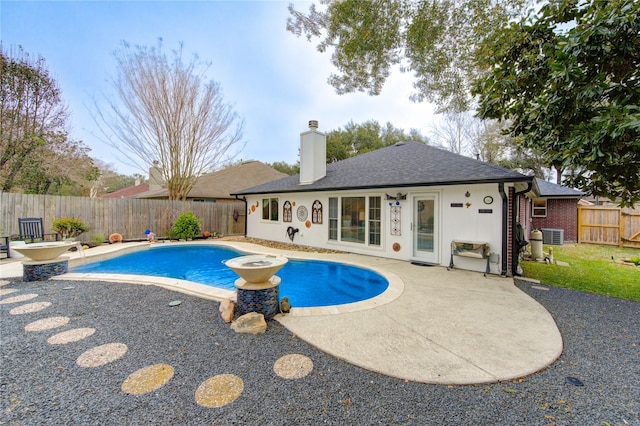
[412,194,439,264]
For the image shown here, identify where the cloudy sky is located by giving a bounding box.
[1,1,437,176]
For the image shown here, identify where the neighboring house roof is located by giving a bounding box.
[234,141,532,195]
[135,161,287,199]
[100,183,149,198]
[535,178,584,198]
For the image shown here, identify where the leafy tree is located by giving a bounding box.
[0,46,66,191]
[0,45,98,195]
[19,135,99,196]
[326,120,429,162]
[473,0,640,206]
[267,161,300,176]
[287,0,529,113]
[93,40,245,201]
[92,159,146,197]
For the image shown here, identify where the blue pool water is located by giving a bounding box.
[72,245,389,308]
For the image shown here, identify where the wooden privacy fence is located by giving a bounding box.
[577,205,640,248]
[0,192,246,242]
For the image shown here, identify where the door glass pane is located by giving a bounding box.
[328,198,338,240]
[368,196,381,246]
[341,196,365,243]
[416,199,434,252]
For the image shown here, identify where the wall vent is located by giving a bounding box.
[542,228,564,245]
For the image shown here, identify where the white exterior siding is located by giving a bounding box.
[244,182,512,274]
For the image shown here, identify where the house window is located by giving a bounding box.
[341,196,366,243]
[262,198,279,221]
[312,200,323,224]
[328,198,338,240]
[369,196,381,246]
[329,196,381,244]
[533,199,547,217]
[283,201,292,222]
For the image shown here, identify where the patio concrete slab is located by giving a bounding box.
[276,257,563,385]
[0,240,563,385]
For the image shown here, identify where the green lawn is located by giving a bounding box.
[520,244,640,302]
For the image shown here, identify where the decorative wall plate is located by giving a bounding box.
[296,205,308,221]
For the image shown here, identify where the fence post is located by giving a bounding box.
[577,206,582,244]
[619,208,624,248]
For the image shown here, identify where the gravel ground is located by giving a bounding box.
[1,277,638,425]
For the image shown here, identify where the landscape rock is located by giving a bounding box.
[230,312,267,334]
[219,299,235,323]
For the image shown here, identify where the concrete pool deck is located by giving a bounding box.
[0,240,563,385]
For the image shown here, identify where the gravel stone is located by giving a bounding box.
[0,278,638,425]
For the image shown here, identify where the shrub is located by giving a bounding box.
[630,257,640,266]
[90,233,105,246]
[52,217,89,239]
[171,211,201,240]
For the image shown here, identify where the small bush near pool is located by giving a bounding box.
[171,211,201,240]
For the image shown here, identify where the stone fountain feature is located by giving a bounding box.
[224,254,288,319]
[12,241,79,281]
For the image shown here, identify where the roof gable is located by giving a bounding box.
[234,142,531,195]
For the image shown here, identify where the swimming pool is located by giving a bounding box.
[72,245,389,308]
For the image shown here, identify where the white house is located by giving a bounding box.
[233,121,535,276]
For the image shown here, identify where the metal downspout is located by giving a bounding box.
[235,195,248,236]
[498,183,508,276]
[512,181,533,276]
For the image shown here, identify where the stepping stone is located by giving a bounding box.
[195,374,244,408]
[76,343,128,368]
[121,364,174,395]
[48,328,96,345]
[25,316,70,332]
[1,293,39,304]
[274,354,313,379]
[9,302,51,315]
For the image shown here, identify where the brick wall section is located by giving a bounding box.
[532,198,579,242]
[507,187,515,276]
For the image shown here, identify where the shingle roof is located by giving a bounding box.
[234,141,531,195]
[135,161,287,199]
[535,178,584,198]
[100,183,149,198]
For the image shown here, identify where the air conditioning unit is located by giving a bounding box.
[542,228,564,245]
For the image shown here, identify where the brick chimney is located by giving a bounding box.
[299,120,326,185]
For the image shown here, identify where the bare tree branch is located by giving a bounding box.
[92,41,245,200]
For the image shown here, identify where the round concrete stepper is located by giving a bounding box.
[195,374,244,408]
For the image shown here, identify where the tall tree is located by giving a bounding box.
[0,45,69,191]
[267,161,300,176]
[89,159,145,197]
[473,0,640,206]
[326,120,429,162]
[287,0,529,113]
[93,41,245,200]
[19,134,98,196]
[428,111,481,156]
